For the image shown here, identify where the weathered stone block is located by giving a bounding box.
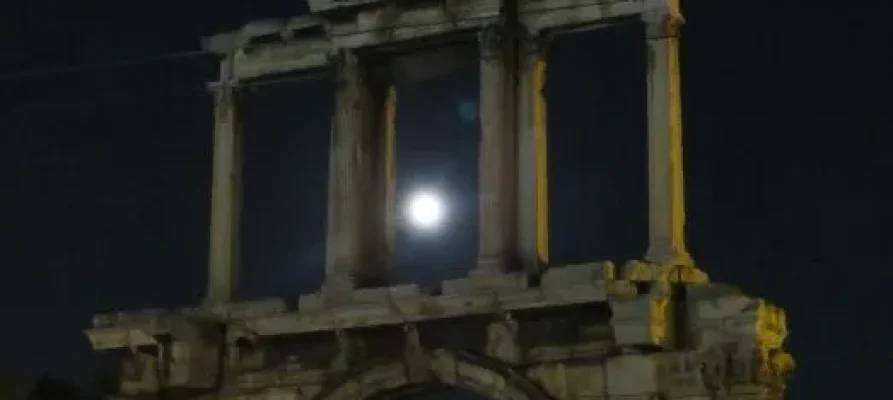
[168,341,220,388]
[120,351,159,394]
[542,261,615,289]
[239,370,275,390]
[605,354,659,396]
[611,295,671,347]
[441,272,528,295]
[485,319,521,364]
[307,0,380,14]
[299,284,422,313]
[659,352,709,398]
[218,299,288,320]
[541,279,608,304]
[565,363,607,398]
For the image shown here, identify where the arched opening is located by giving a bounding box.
[315,350,549,400]
[368,384,491,400]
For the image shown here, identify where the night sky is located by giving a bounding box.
[0,1,891,399]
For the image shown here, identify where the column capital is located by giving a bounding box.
[207,53,239,94]
[206,80,238,93]
[519,33,552,59]
[212,82,239,120]
[478,25,508,60]
[643,5,685,39]
[334,49,364,87]
[334,48,359,64]
[644,240,693,267]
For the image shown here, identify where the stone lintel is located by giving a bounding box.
[319,0,500,46]
[202,15,325,55]
[520,0,650,34]
[232,40,331,81]
[202,17,331,81]
[201,0,671,82]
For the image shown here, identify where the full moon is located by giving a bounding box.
[405,190,446,230]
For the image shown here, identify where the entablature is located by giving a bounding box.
[201,0,681,82]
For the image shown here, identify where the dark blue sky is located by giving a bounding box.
[1,1,891,399]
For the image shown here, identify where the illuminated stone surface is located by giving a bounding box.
[87,1,793,399]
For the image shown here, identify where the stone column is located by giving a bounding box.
[643,3,692,267]
[516,34,550,272]
[325,51,391,292]
[380,85,398,280]
[477,25,516,274]
[205,55,242,305]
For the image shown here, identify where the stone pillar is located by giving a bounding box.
[477,25,517,274]
[643,3,692,267]
[325,51,391,292]
[380,85,398,279]
[205,55,242,305]
[516,34,550,272]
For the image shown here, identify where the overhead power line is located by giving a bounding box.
[2,71,333,114]
[0,46,332,114]
[0,50,214,82]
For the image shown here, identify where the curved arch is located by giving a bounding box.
[314,349,552,400]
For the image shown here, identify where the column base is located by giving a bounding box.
[644,237,694,268]
[442,270,529,296]
[623,259,708,284]
[644,249,694,269]
[474,257,506,275]
[320,274,355,306]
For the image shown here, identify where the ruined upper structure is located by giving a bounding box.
[201,0,697,303]
[84,1,795,399]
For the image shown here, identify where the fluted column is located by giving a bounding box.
[516,34,550,272]
[325,51,392,291]
[643,2,692,267]
[477,25,517,274]
[380,85,397,280]
[205,55,242,305]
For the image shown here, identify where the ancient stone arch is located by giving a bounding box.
[83,1,794,399]
[317,349,551,400]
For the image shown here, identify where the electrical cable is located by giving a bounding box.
[0,49,213,82]
[0,52,332,114]
[1,77,335,115]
